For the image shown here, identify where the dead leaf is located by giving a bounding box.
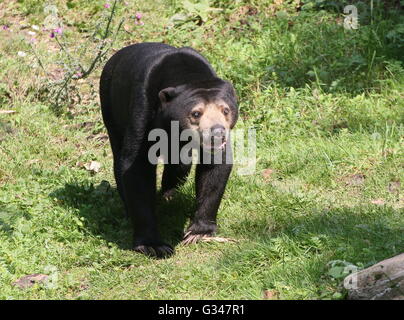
[80,121,96,129]
[263,289,279,300]
[123,24,131,32]
[125,265,136,271]
[371,199,385,205]
[13,274,48,289]
[0,110,16,114]
[27,159,40,165]
[48,67,64,81]
[344,174,366,186]
[75,161,84,168]
[388,181,401,194]
[84,161,101,173]
[262,168,274,182]
[382,148,394,157]
[200,236,237,243]
[65,121,96,131]
[229,5,258,23]
[79,281,90,291]
[87,133,108,142]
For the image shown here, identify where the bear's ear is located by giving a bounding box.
[158,87,177,106]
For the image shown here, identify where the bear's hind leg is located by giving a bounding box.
[107,131,128,216]
[121,152,174,258]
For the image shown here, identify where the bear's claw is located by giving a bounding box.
[162,189,176,201]
[182,232,203,245]
[134,244,174,258]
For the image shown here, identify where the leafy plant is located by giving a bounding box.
[327,260,361,280]
[30,0,124,114]
[0,0,403,300]
[169,0,222,26]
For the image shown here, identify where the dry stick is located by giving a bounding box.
[55,0,119,76]
[54,36,85,75]
[53,72,74,109]
[52,0,121,109]
[79,19,124,79]
[76,20,104,63]
[29,43,47,73]
[80,3,123,79]
[103,0,118,40]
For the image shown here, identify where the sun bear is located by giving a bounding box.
[99,43,238,258]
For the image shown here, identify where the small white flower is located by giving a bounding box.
[27,31,36,36]
[32,25,39,30]
[17,51,27,57]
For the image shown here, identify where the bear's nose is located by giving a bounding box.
[211,124,226,138]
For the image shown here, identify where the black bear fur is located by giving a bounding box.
[100,43,238,258]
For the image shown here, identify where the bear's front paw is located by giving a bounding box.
[182,221,217,245]
[133,240,174,259]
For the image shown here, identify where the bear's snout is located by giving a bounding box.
[211,124,226,138]
[201,125,228,151]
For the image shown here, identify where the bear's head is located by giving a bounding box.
[158,79,238,152]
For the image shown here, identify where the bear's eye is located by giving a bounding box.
[191,111,202,119]
[223,107,230,115]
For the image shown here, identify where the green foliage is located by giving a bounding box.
[0,0,403,299]
[17,0,47,15]
[169,0,223,26]
[38,0,124,114]
[263,13,404,92]
[327,260,361,280]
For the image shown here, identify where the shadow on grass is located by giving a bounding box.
[50,180,194,251]
[0,209,17,236]
[214,203,403,298]
[226,204,404,266]
[0,204,31,237]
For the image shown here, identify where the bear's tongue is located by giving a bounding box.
[202,136,226,150]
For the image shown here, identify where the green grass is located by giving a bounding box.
[0,0,403,299]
